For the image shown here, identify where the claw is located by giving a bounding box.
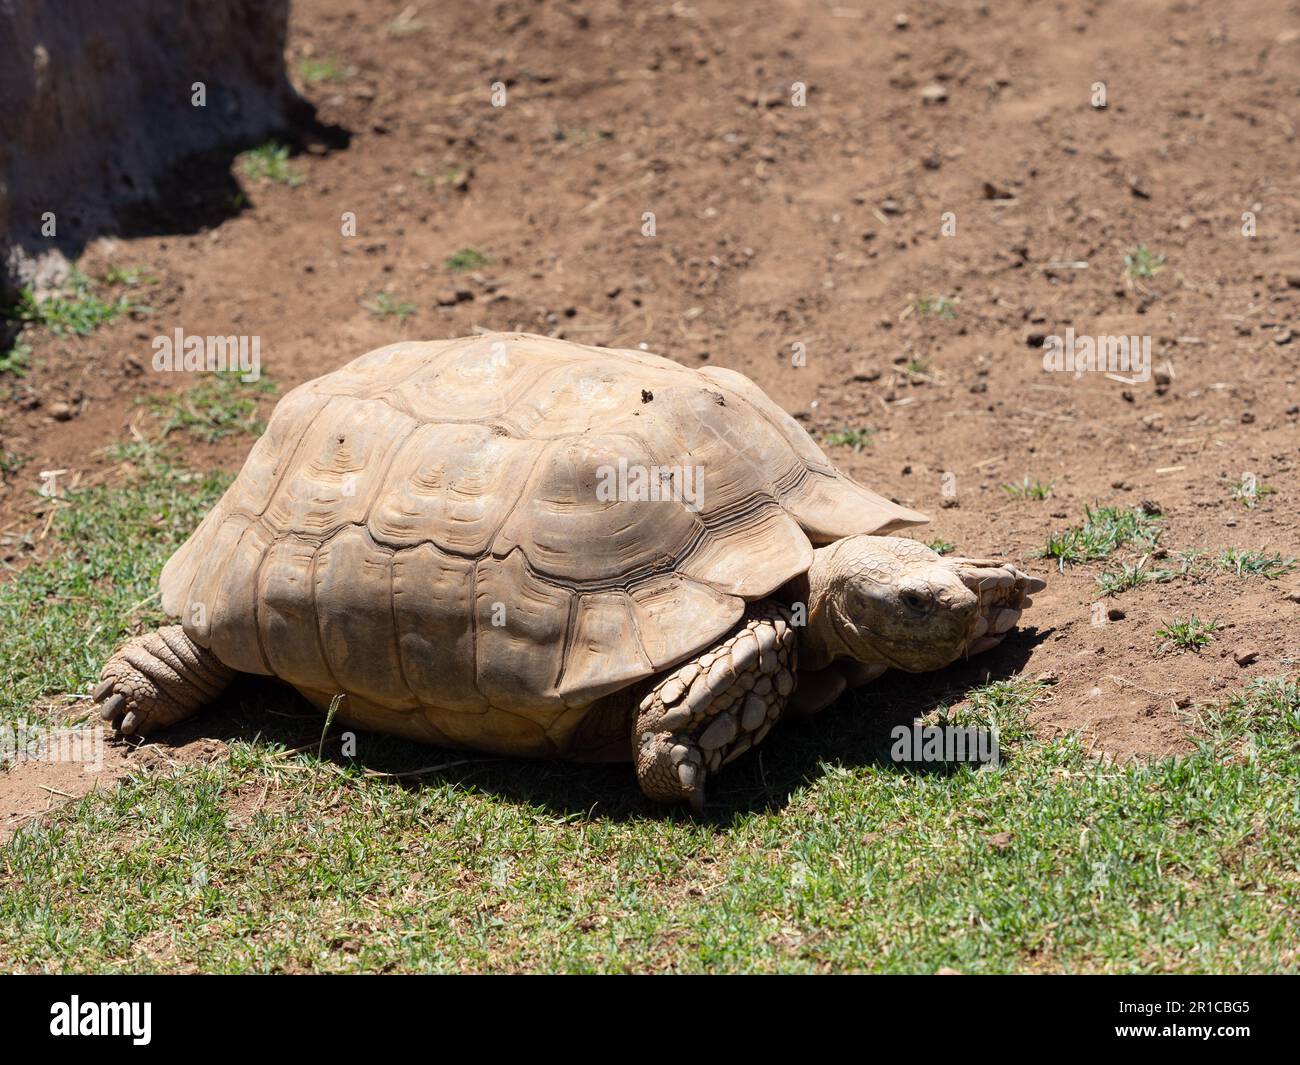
[98,692,126,721]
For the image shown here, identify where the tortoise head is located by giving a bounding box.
[805,536,1045,672]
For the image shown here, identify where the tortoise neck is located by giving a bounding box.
[798,543,852,671]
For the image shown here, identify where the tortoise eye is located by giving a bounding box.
[900,591,930,613]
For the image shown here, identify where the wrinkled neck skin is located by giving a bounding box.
[789,542,875,672]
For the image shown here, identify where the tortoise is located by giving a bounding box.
[94,333,1045,808]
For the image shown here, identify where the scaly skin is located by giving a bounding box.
[634,603,797,811]
[635,536,1045,807]
[94,625,234,736]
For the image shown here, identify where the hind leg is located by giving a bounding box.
[94,625,234,736]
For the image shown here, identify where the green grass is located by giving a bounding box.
[443,248,491,272]
[914,296,956,318]
[1213,548,1297,580]
[1231,477,1276,509]
[0,445,25,483]
[924,538,956,556]
[414,164,471,190]
[297,56,348,83]
[99,265,158,287]
[1038,505,1162,571]
[3,463,1300,972]
[1003,477,1053,501]
[3,267,140,336]
[0,457,229,727]
[361,292,417,323]
[444,165,470,187]
[240,142,304,187]
[1095,557,1175,597]
[1094,547,1296,595]
[821,427,873,452]
[0,341,32,377]
[1124,244,1165,280]
[1156,616,1219,654]
[1175,548,1300,582]
[2,662,1299,972]
[1191,676,1300,743]
[1091,548,1297,597]
[141,372,277,443]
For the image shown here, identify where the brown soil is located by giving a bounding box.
[3,0,1298,812]
[0,734,228,844]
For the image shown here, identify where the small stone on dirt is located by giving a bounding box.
[1233,647,1259,666]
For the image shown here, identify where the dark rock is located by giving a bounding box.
[0,0,306,298]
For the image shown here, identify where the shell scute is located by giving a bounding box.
[368,422,537,553]
[260,396,417,540]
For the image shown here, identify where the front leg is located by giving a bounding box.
[634,603,797,811]
[946,558,1046,656]
[788,659,886,716]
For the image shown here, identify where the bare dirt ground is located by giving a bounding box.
[2,0,1298,813]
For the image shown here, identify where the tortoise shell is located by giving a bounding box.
[159,333,926,755]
